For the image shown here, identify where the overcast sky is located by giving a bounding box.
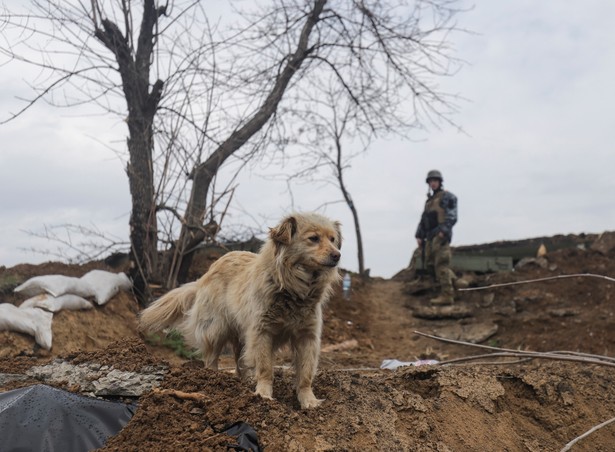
[1,1,614,278]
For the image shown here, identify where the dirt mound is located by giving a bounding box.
[97,346,615,451]
[1,241,615,450]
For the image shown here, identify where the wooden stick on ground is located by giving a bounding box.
[458,273,615,292]
[153,387,207,402]
[414,331,615,368]
[560,416,615,452]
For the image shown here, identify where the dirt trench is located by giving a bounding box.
[1,245,615,450]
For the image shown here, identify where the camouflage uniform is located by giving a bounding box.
[415,186,458,303]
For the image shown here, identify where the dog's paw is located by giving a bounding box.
[254,383,273,400]
[254,390,274,400]
[298,392,324,409]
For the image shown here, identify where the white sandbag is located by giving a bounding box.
[20,294,93,313]
[15,270,132,306]
[14,275,90,298]
[0,303,53,350]
[79,270,132,305]
[18,296,41,309]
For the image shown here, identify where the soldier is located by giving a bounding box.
[415,170,458,305]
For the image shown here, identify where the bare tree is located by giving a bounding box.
[330,107,367,276]
[1,0,465,303]
[1,0,235,301]
[273,90,371,275]
[21,224,129,264]
[171,0,466,282]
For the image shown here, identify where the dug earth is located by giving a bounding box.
[1,233,615,451]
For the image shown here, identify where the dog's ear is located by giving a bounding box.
[334,221,342,250]
[270,215,298,246]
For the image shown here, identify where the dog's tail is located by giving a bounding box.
[139,282,198,334]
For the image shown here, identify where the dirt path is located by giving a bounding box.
[358,279,491,365]
[361,279,420,363]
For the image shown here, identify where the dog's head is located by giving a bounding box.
[269,212,342,269]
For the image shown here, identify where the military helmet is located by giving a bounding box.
[426,169,443,182]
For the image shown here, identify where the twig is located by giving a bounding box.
[414,331,522,353]
[550,350,615,363]
[458,273,615,292]
[438,352,615,368]
[153,387,207,402]
[560,416,615,451]
[204,433,223,443]
[414,331,615,368]
[441,357,533,366]
[321,339,359,353]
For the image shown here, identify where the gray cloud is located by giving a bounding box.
[1,1,614,278]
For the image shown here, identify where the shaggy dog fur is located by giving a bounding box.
[139,212,342,409]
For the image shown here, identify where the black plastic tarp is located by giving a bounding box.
[0,384,135,452]
[224,421,262,452]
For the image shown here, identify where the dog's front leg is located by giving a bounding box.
[231,337,249,381]
[293,334,323,409]
[249,332,274,400]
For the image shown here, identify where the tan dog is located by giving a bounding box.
[139,212,342,409]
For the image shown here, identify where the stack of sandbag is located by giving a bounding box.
[0,304,53,350]
[19,294,94,313]
[0,270,133,350]
[14,270,132,306]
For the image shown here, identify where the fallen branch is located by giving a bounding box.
[414,331,615,368]
[443,357,533,366]
[560,416,615,451]
[550,350,615,363]
[322,339,359,353]
[439,352,615,368]
[324,367,381,372]
[458,273,615,292]
[153,387,207,402]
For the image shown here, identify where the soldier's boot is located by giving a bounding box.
[430,278,455,305]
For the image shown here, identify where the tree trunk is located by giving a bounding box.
[94,0,165,305]
[335,136,366,276]
[126,116,158,303]
[347,196,365,276]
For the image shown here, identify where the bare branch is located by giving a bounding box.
[414,331,615,368]
[2,0,469,297]
[561,416,615,452]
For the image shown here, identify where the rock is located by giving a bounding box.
[481,293,495,307]
[430,322,498,344]
[494,300,517,316]
[549,308,579,317]
[0,373,30,386]
[454,277,470,289]
[515,256,549,270]
[25,360,168,397]
[591,231,615,255]
[413,305,474,320]
[404,278,433,295]
[93,368,164,397]
[321,339,359,353]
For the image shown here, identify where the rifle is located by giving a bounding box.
[418,210,433,272]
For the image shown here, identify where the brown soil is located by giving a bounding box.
[1,241,615,451]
